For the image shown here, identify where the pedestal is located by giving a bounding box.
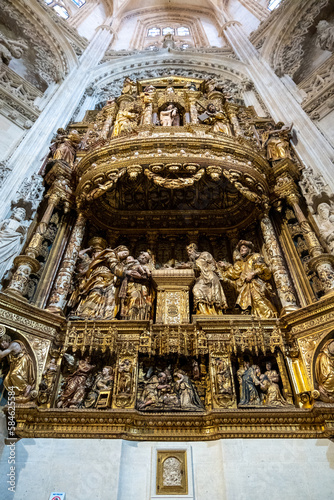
[152,268,195,324]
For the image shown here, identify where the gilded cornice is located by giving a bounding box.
[13,406,334,440]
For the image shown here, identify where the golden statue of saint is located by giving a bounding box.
[70,240,130,320]
[184,243,227,315]
[261,122,292,162]
[315,339,334,403]
[112,109,138,136]
[0,330,35,399]
[53,130,81,166]
[200,104,231,135]
[219,240,277,318]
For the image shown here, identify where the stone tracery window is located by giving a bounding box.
[148,27,161,37]
[162,27,175,36]
[143,24,194,51]
[71,0,86,6]
[268,0,282,11]
[177,27,190,36]
[53,5,69,19]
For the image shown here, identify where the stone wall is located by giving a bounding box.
[0,438,333,500]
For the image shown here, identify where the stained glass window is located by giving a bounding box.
[162,27,175,36]
[71,0,86,6]
[177,27,190,36]
[53,5,69,19]
[148,27,161,37]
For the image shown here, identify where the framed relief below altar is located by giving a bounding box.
[156,450,188,495]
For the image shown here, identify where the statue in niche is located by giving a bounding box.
[119,251,154,320]
[160,104,180,126]
[70,241,132,320]
[162,33,176,49]
[0,34,28,65]
[57,356,95,408]
[199,104,231,135]
[0,207,28,280]
[38,357,58,404]
[84,366,114,408]
[185,81,197,91]
[219,240,277,319]
[53,129,81,167]
[0,329,35,400]
[259,362,291,407]
[180,243,227,315]
[80,124,100,150]
[121,77,137,95]
[314,202,334,253]
[112,107,138,136]
[315,339,334,403]
[238,361,261,406]
[215,358,233,396]
[117,358,133,394]
[140,85,156,125]
[166,85,175,95]
[315,20,334,52]
[261,122,292,162]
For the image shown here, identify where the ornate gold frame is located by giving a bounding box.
[156,450,188,495]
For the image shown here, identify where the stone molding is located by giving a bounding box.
[4,0,79,83]
[250,0,330,77]
[299,54,334,120]
[0,62,42,125]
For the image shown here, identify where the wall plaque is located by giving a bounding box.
[156,450,188,495]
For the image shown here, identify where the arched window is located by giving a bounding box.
[53,5,69,19]
[71,0,86,6]
[44,0,53,4]
[162,27,175,36]
[177,27,190,36]
[181,43,190,50]
[268,0,282,11]
[148,27,161,37]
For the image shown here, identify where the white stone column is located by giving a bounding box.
[0,23,114,221]
[222,20,334,191]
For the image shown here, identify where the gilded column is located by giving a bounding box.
[6,193,60,299]
[46,213,86,315]
[260,214,298,314]
[287,192,334,295]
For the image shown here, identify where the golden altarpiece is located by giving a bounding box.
[1,75,334,440]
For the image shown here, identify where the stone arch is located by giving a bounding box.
[88,51,249,108]
[3,0,79,86]
[258,0,331,77]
